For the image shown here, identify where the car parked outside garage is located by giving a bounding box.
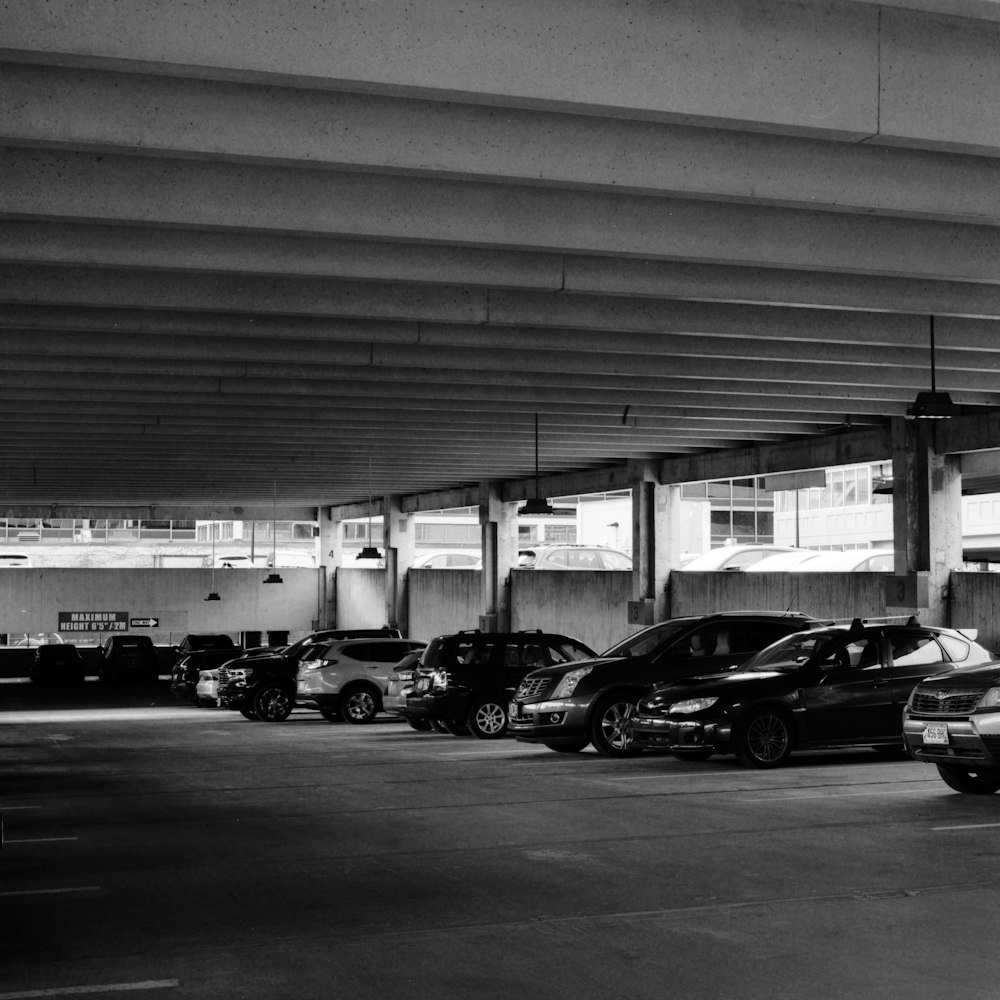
[510,611,822,757]
[517,545,632,570]
[632,618,993,768]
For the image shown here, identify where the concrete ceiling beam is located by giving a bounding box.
[6,148,1000,282]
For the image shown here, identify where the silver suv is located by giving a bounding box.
[518,545,632,570]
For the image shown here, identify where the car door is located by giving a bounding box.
[802,633,896,743]
[886,629,955,708]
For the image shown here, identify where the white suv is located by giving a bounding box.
[296,636,426,723]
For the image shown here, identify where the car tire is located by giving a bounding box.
[936,765,1000,794]
[252,683,293,722]
[239,707,259,721]
[339,687,378,724]
[407,718,433,732]
[736,708,793,768]
[589,693,642,758]
[544,741,588,753]
[672,749,714,762]
[319,706,340,723]
[466,696,509,739]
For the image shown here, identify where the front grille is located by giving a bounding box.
[909,685,989,716]
[218,666,231,685]
[516,676,552,699]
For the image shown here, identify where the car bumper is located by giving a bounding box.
[902,714,1000,768]
[630,716,731,753]
[217,683,251,709]
[404,692,468,722]
[507,698,591,744]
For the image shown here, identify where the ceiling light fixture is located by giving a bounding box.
[519,413,557,516]
[906,315,961,419]
[263,481,283,583]
[357,457,383,560]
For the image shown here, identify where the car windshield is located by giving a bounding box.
[601,619,697,658]
[739,631,840,673]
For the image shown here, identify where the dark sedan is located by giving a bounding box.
[632,618,993,768]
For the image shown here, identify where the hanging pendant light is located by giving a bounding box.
[263,481,283,583]
[204,515,221,601]
[906,316,961,419]
[519,413,557,516]
[357,457,383,560]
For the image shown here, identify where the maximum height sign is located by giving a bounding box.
[58,611,129,633]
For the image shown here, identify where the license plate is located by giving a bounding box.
[923,723,949,746]
[509,701,519,719]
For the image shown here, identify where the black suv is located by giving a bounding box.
[170,634,241,704]
[632,617,993,768]
[402,630,597,739]
[216,627,402,721]
[99,634,161,683]
[509,611,822,756]
[903,659,1000,793]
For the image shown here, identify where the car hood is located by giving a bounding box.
[643,669,785,706]
[915,660,1000,686]
[525,655,629,680]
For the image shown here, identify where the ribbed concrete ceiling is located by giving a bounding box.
[3,0,1000,517]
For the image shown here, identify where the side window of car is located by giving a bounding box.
[522,644,547,670]
[889,633,946,668]
[817,638,880,673]
[546,641,592,664]
[600,550,632,570]
[567,549,600,569]
[548,550,570,567]
[339,644,369,661]
[663,625,721,660]
[740,622,798,654]
[461,642,499,668]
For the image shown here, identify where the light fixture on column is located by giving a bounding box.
[519,413,557,516]
[204,515,221,601]
[263,482,283,584]
[906,315,961,419]
[357,457,383,560]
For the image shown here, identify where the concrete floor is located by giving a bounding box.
[2,685,999,999]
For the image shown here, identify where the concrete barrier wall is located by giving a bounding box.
[0,568,320,642]
[949,573,1000,655]
[510,570,632,654]
[335,568,389,630]
[669,571,888,623]
[407,569,481,641]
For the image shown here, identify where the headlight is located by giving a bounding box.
[551,665,594,699]
[669,697,719,715]
[978,687,1000,709]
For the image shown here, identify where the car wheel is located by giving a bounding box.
[672,749,714,762]
[340,688,378,724]
[544,741,588,753]
[407,718,433,732]
[440,718,470,736]
[252,683,293,722]
[239,707,259,721]
[466,696,509,739]
[589,693,642,758]
[936,765,1000,794]
[736,708,793,768]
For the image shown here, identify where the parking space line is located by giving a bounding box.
[5,837,80,844]
[0,887,100,897]
[740,787,933,801]
[932,822,1000,831]
[0,980,178,998]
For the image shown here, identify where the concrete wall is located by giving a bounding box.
[335,568,389,630]
[407,569,481,642]
[950,573,1000,655]
[0,568,321,644]
[510,570,632,654]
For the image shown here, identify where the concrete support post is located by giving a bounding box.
[319,507,341,628]
[382,495,414,634]
[632,477,683,626]
[479,481,517,632]
[890,417,963,626]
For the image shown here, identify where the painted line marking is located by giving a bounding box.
[0,887,100,897]
[741,787,933,801]
[5,837,79,844]
[0,981,178,998]
[932,822,1000,831]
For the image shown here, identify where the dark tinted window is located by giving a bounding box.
[741,622,801,654]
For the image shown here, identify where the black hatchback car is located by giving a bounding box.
[509,611,822,757]
[99,634,161,683]
[402,630,597,739]
[632,617,993,768]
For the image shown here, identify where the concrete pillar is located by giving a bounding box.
[889,417,963,625]
[382,495,414,634]
[631,476,684,626]
[479,481,517,632]
[319,507,341,628]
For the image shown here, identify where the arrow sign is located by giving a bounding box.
[130,617,159,628]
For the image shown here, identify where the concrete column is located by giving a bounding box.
[890,417,963,625]
[631,477,684,626]
[479,481,517,632]
[319,507,341,628]
[382,495,414,634]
